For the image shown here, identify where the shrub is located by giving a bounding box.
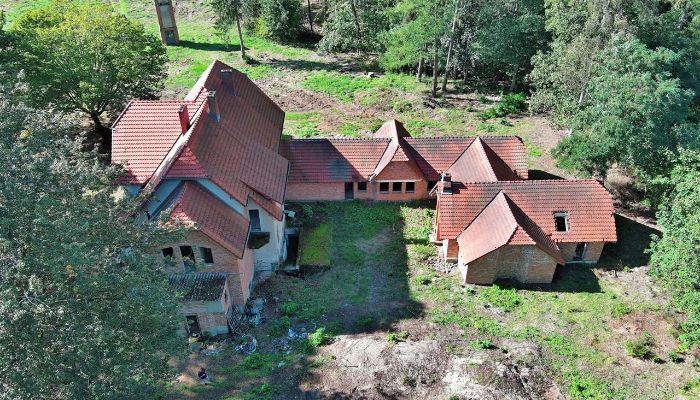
[470,339,496,350]
[625,331,657,360]
[259,0,303,42]
[611,303,632,318]
[308,327,334,347]
[241,353,278,374]
[281,302,300,317]
[477,93,527,120]
[479,285,521,312]
[299,223,331,267]
[668,351,684,363]
[266,316,291,336]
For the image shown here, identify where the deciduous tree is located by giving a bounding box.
[11,0,167,152]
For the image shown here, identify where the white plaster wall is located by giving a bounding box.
[247,199,286,273]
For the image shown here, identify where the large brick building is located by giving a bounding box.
[112,60,616,335]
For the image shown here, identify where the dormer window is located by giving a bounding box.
[554,212,569,232]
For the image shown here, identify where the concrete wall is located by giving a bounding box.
[247,199,286,274]
[558,242,605,263]
[458,245,557,284]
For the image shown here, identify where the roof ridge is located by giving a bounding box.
[282,137,389,142]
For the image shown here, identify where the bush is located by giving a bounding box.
[477,93,527,120]
[281,302,300,317]
[479,285,521,312]
[611,303,632,318]
[414,275,432,285]
[259,0,303,42]
[266,316,291,336]
[308,327,334,347]
[241,353,278,373]
[624,331,657,360]
[668,351,684,363]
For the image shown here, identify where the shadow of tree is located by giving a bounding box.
[598,213,660,269]
[175,39,243,52]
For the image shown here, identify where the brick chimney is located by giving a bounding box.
[178,104,189,133]
[221,68,233,89]
[440,171,452,195]
[207,91,220,122]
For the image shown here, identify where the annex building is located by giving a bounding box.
[112,60,617,336]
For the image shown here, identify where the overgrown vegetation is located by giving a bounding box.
[299,222,331,267]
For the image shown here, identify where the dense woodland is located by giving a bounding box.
[1,0,700,398]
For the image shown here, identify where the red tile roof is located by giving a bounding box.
[457,192,564,265]
[447,137,519,182]
[169,182,249,258]
[404,136,528,181]
[280,138,390,182]
[112,60,288,220]
[111,99,203,183]
[437,180,617,243]
[370,120,419,179]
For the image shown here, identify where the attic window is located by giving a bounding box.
[200,247,214,264]
[179,245,196,271]
[554,212,569,232]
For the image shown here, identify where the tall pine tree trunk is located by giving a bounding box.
[417,58,424,82]
[431,37,439,98]
[441,0,461,94]
[236,13,245,59]
[307,0,314,34]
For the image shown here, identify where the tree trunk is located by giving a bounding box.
[417,58,424,82]
[236,13,245,59]
[509,65,518,92]
[307,0,314,34]
[90,113,111,154]
[431,37,439,98]
[441,0,461,94]
[349,0,362,42]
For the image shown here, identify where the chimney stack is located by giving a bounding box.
[178,104,189,134]
[207,91,220,122]
[221,68,233,89]
[440,171,452,195]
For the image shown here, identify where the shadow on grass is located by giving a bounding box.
[497,265,603,294]
[269,58,340,72]
[598,213,660,269]
[175,39,243,53]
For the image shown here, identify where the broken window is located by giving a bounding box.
[392,182,402,192]
[200,247,214,264]
[405,182,415,193]
[161,247,174,258]
[554,212,569,232]
[179,245,196,271]
[357,181,367,192]
[380,182,389,193]
[574,242,587,260]
[249,209,261,232]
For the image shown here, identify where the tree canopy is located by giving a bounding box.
[0,85,182,399]
[10,0,167,151]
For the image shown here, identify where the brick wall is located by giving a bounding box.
[160,230,254,306]
[458,245,557,284]
[286,179,431,202]
[286,182,345,201]
[558,242,606,263]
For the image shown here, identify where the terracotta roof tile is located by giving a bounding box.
[447,137,519,182]
[404,136,528,180]
[169,182,249,258]
[280,138,389,182]
[437,180,617,243]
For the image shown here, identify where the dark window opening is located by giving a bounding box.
[380,182,389,193]
[406,182,415,193]
[392,182,402,192]
[554,212,569,232]
[185,315,201,337]
[344,182,354,200]
[200,247,214,264]
[249,209,261,232]
[357,181,367,192]
[161,247,174,258]
[428,181,437,190]
[179,245,195,271]
[574,242,587,260]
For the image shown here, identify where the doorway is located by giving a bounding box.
[344,182,354,200]
[574,242,587,261]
